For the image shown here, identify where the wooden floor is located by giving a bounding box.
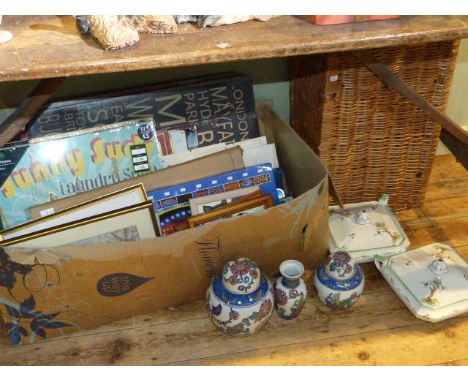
[0,154,466,365]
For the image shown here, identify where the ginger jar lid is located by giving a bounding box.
[375,243,468,322]
[329,194,410,263]
[222,258,261,295]
[316,251,364,292]
[325,251,356,280]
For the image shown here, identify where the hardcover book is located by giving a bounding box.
[0,119,164,229]
[27,74,259,147]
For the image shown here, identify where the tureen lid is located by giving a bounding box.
[375,243,468,322]
[221,258,261,295]
[329,195,410,263]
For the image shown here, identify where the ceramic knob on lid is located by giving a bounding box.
[222,258,261,294]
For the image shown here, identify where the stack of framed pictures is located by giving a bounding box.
[0,184,158,248]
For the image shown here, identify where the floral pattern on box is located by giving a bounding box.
[0,248,73,345]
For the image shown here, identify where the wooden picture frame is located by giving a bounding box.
[187,194,274,228]
[0,184,148,241]
[189,186,260,216]
[0,201,158,248]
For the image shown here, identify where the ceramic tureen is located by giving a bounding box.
[206,258,274,336]
[314,251,365,310]
[329,195,410,263]
[375,243,468,322]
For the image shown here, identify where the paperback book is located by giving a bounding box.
[0,119,164,229]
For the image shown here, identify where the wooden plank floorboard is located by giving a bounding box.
[425,178,468,201]
[2,290,465,365]
[429,358,468,366]
[401,216,468,248]
[173,316,468,366]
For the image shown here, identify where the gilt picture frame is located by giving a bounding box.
[0,184,148,241]
[0,201,158,248]
[189,186,260,216]
[187,194,274,228]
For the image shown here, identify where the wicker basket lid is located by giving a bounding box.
[329,195,410,263]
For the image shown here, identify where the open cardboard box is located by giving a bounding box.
[0,105,329,345]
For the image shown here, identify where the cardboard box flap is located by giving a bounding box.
[257,104,328,197]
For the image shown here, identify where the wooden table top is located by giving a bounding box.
[0,154,466,365]
[1,16,468,82]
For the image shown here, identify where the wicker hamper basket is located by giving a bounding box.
[290,40,459,211]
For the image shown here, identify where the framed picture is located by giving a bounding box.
[0,184,148,241]
[1,201,158,248]
[189,186,260,216]
[187,194,274,228]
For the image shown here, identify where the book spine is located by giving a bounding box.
[28,76,258,143]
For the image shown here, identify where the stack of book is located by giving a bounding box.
[0,73,290,247]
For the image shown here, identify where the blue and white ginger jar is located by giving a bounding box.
[314,251,365,310]
[206,258,274,336]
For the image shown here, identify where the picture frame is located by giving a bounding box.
[189,186,260,216]
[187,194,274,228]
[0,184,148,241]
[0,201,158,248]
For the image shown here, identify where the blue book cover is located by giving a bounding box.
[147,164,278,235]
[0,119,164,229]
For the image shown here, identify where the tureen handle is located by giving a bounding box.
[374,255,386,271]
[378,194,389,205]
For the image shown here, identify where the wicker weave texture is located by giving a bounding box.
[291,41,459,211]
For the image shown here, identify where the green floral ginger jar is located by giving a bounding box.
[314,251,365,310]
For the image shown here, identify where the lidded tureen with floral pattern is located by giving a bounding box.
[206,257,274,336]
[329,195,410,263]
[375,243,468,322]
[314,251,365,310]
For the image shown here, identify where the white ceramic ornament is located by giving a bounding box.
[329,195,410,263]
[206,258,274,336]
[375,243,468,322]
[274,260,307,319]
[314,251,365,310]
[0,16,13,44]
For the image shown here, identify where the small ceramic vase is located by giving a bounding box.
[274,260,307,319]
[206,257,274,336]
[314,251,365,310]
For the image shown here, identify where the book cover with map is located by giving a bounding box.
[0,119,164,229]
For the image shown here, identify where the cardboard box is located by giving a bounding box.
[30,146,245,218]
[0,105,329,345]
